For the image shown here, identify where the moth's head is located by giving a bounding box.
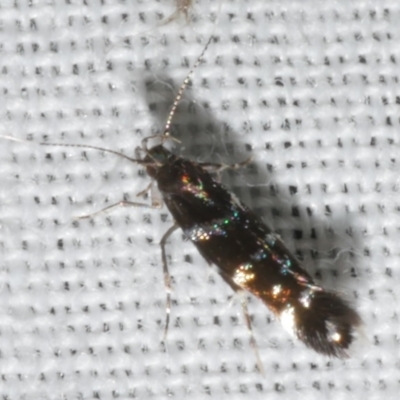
[144,145,174,178]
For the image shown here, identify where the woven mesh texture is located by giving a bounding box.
[0,0,399,399]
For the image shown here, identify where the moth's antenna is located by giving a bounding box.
[0,134,146,165]
[164,35,214,136]
[39,142,144,164]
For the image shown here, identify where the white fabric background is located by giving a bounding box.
[0,0,398,399]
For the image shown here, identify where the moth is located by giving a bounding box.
[3,36,361,361]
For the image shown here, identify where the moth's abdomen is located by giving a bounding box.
[230,249,361,357]
[279,289,361,357]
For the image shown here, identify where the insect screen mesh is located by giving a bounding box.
[0,1,398,399]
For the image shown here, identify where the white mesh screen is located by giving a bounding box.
[0,1,398,399]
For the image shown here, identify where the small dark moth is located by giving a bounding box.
[4,36,361,359]
[145,142,361,357]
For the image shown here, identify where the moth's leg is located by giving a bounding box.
[199,156,253,181]
[136,181,163,208]
[77,181,162,220]
[159,223,180,341]
[239,294,265,376]
[220,273,265,375]
[135,181,153,198]
[77,200,160,220]
[199,157,252,172]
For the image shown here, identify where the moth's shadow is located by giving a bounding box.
[142,75,362,295]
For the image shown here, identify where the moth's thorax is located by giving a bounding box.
[147,152,212,197]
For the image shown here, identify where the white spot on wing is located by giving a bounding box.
[280,306,296,337]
